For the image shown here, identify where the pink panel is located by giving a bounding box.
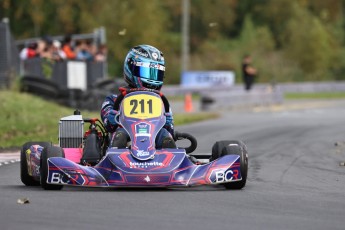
[63,148,83,163]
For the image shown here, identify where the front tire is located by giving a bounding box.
[40,146,65,190]
[20,142,51,186]
[211,140,248,190]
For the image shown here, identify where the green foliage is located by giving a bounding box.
[2,0,345,83]
[285,92,345,100]
[283,4,335,80]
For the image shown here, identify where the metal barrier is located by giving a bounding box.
[22,58,107,90]
[0,19,20,88]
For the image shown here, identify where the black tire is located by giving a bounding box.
[20,142,51,186]
[211,140,248,190]
[20,76,60,98]
[211,140,235,161]
[40,146,65,190]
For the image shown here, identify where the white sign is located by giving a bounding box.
[181,71,235,88]
[67,61,87,90]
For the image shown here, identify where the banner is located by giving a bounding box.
[181,71,235,88]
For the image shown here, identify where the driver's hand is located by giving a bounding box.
[164,112,173,125]
[107,110,119,125]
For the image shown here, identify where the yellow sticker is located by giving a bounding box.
[123,94,163,119]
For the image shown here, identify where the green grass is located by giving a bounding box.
[166,93,200,102]
[285,92,345,100]
[0,91,218,148]
[174,112,219,126]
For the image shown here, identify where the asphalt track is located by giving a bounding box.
[1,100,345,230]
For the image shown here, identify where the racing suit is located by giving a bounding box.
[100,88,175,149]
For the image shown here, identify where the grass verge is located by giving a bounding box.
[285,92,345,100]
[0,91,218,149]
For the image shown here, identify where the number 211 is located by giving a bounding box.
[130,99,153,114]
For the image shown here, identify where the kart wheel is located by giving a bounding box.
[211,140,236,161]
[40,146,65,190]
[20,142,51,186]
[219,141,248,190]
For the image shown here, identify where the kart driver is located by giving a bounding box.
[100,44,176,149]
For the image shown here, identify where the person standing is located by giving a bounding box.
[62,35,76,60]
[242,54,257,91]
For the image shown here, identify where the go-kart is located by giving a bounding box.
[20,88,248,190]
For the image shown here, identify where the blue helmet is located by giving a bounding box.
[124,45,165,90]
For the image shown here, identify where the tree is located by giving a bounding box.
[283,3,336,79]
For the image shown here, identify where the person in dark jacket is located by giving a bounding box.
[101,45,175,149]
[242,54,257,91]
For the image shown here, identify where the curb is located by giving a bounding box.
[0,159,20,166]
[0,153,20,166]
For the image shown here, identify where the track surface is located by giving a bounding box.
[1,100,345,230]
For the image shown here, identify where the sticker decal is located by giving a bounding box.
[135,122,151,137]
[123,94,162,119]
[152,52,158,60]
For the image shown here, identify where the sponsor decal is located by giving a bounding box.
[138,128,148,134]
[139,124,148,128]
[136,150,150,157]
[144,175,151,182]
[136,62,165,71]
[209,169,234,183]
[132,48,148,57]
[135,122,151,136]
[138,130,147,134]
[129,161,164,169]
[102,101,110,108]
[215,170,233,183]
[50,172,69,184]
[49,171,85,185]
[151,52,158,60]
[149,63,165,71]
[34,165,40,175]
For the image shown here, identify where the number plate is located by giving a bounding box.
[123,94,162,119]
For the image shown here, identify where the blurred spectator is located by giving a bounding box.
[62,35,76,59]
[36,39,50,59]
[94,44,107,62]
[76,40,93,61]
[42,35,53,46]
[242,54,257,91]
[19,42,38,60]
[50,40,67,61]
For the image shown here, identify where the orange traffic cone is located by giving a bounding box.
[184,93,193,113]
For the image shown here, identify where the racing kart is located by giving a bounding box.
[20,88,248,190]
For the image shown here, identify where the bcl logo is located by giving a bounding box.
[209,169,234,183]
[50,172,69,184]
[215,170,233,183]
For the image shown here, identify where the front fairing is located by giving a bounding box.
[45,148,243,187]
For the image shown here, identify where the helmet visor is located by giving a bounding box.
[132,62,165,81]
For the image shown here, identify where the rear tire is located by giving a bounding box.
[211,140,248,190]
[40,146,65,190]
[20,142,51,186]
